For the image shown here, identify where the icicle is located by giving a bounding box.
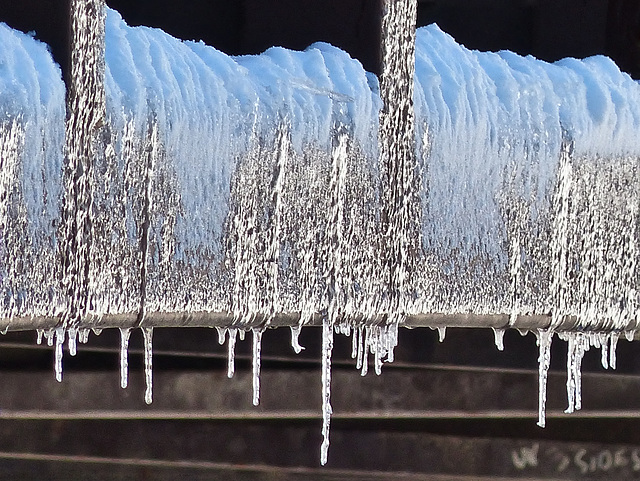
[374,328,383,376]
[625,330,635,342]
[386,323,398,363]
[563,332,589,414]
[574,337,586,411]
[78,329,90,344]
[536,329,553,428]
[45,329,55,347]
[351,326,359,359]
[338,324,351,336]
[239,329,246,341]
[252,328,263,407]
[320,316,334,466]
[564,333,577,413]
[437,326,446,342]
[67,328,77,356]
[493,327,505,351]
[142,327,153,405]
[355,326,364,368]
[119,328,131,389]
[290,325,305,354]
[92,328,103,336]
[600,333,609,370]
[517,329,529,337]
[216,326,227,345]
[360,327,370,376]
[54,327,65,382]
[36,329,44,345]
[609,332,619,370]
[227,328,238,378]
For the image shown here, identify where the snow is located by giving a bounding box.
[413,25,640,329]
[0,21,66,320]
[103,8,381,317]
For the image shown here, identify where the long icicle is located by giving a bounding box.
[54,328,65,382]
[119,328,132,389]
[227,328,238,378]
[536,329,553,428]
[320,316,334,465]
[142,327,153,404]
[252,328,264,406]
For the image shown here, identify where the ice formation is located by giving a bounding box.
[0,22,66,320]
[1,1,640,466]
[119,327,132,388]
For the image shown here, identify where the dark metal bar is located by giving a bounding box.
[1,311,635,333]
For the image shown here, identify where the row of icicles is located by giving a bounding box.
[33,324,633,464]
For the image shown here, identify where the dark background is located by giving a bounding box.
[0,0,638,78]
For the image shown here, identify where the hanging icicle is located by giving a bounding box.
[252,328,264,406]
[290,325,305,354]
[493,328,505,351]
[536,329,553,428]
[68,327,78,356]
[119,327,132,389]
[227,328,238,379]
[78,328,90,344]
[54,327,65,382]
[320,316,334,466]
[142,327,153,404]
[437,326,446,343]
[216,326,227,345]
[609,332,620,370]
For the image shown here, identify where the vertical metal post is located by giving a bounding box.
[378,0,420,317]
[61,0,106,327]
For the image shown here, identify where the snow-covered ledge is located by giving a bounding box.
[1,0,640,463]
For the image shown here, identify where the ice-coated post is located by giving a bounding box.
[60,0,106,327]
[378,0,420,317]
